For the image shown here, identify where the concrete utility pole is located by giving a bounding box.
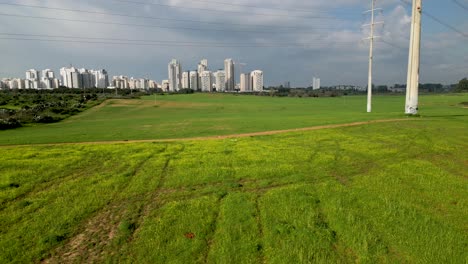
[367,0,375,113]
[364,0,382,113]
[405,0,422,115]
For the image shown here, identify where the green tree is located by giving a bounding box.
[456,78,468,92]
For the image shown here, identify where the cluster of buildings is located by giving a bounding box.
[59,67,109,89]
[0,67,159,90]
[111,76,159,90]
[1,69,61,89]
[165,58,264,92]
[1,59,265,93]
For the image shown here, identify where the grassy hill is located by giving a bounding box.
[0,94,467,263]
[0,93,466,145]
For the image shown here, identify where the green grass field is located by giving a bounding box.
[0,94,467,263]
[0,93,466,145]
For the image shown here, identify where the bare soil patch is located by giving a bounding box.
[44,204,126,263]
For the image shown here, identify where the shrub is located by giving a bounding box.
[0,118,22,130]
[33,115,61,123]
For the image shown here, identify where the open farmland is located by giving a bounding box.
[0,94,467,263]
[0,93,467,145]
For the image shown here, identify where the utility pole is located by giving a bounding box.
[405,0,422,115]
[364,0,382,113]
[367,0,375,113]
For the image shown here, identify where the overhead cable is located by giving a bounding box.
[0,2,340,30]
[398,0,468,38]
[109,0,345,20]
[0,13,334,34]
[0,36,356,48]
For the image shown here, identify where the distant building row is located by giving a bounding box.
[0,67,159,90]
[60,67,109,89]
[0,68,109,89]
[1,69,60,89]
[111,76,159,90]
[167,58,263,92]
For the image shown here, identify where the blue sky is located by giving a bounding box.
[0,0,467,87]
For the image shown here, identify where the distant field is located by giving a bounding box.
[1,118,467,263]
[0,93,466,145]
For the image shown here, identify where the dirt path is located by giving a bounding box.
[2,118,417,147]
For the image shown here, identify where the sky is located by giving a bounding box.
[0,0,467,87]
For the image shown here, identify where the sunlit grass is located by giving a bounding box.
[0,115,466,263]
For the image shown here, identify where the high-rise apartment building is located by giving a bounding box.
[129,78,148,90]
[251,70,264,92]
[161,80,170,91]
[189,71,199,91]
[92,69,109,88]
[60,67,108,89]
[41,69,54,79]
[182,71,190,89]
[25,69,40,89]
[214,70,226,92]
[197,59,208,89]
[200,71,213,92]
[240,73,250,92]
[79,68,95,88]
[313,77,321,90]
[168,59,182,92]
[113,76,129,89]
[25,69,39,81]
[60,67,81,88]
[224,59,235,91]
[197,60,208,76]
[148,80,158,89]
[6,78,25,89]
[140,79,148,90]
[40,69,59,89]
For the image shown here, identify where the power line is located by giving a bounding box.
[422,11,468,38]
[450,0,468,12]
[0,13,334,35]
[0,32,332,46]
[109,0,345,20]
[0,2,338,31]
[173,0,337,14]
[399,0,468,38]
[380,39,406,50]
[0,36,356,48]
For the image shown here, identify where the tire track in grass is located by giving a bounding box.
[203,194,226,263]
[0,162,104,212]
[156,176,334,207]
[44,148,164,263]
[202,140,237,261]
[157,171,332,196]
[127,144,187,242]
[254,194,266,264]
